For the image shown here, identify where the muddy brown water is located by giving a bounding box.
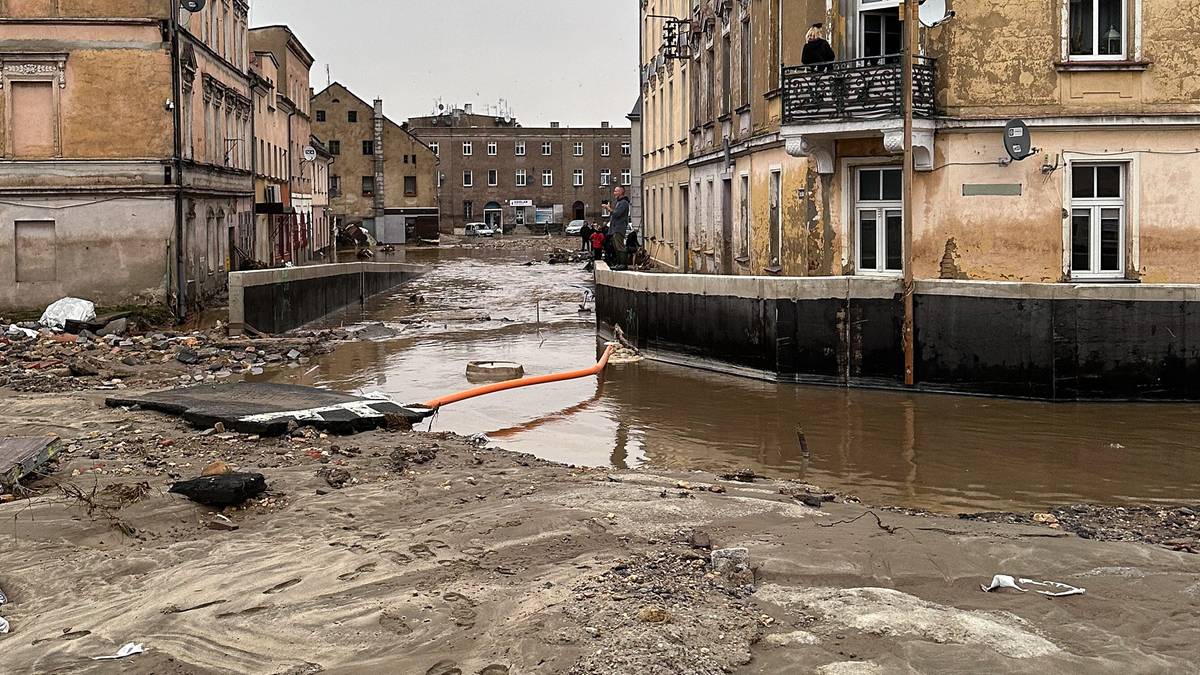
[263,246,1200,514]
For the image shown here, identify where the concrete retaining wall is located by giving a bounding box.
[229,262,423,335]
[595,266,1200,401]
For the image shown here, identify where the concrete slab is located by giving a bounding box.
[1,436,61,491]
[105,383,431,436]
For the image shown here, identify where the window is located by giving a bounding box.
[316,110,326,122]
[463,141,473,156]
[516,169,527,187]
[464,201,473,219]
[740,174,750,257]
[621,142,631,156]
[429,142,439,156]
[362,176,375,197]
[9,80,57,158]
[348,110,358,123]
[488,169,498,186]
[362,140,374,155]
[1069,0,1126,59]
[514,207,526,225]
[515,141,526,156]
[600,169,611,186]
[404,175,417,197]
[860,6,903,60]
[542,142,553,156]
[573,169,584,187]
[330,175,340,196]
[601,142,611,157]
[463,170,473,187]
[740,17,752,106]
[621,169,631,186]
[328,140,340,155]
[487,142,497,156]
[721,33,732,116]
[1070,163,1126,278]
[573,142,584,157]
[542,169,554,187]
[769,171,782,266]
[855,167,903,274]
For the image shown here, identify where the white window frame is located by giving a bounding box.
[621,169,631,186]
[842,162,904,277]
[516,169,527,187]
[542,141,553,156]
[1064,0,1129,62]
[601,142,611,157]
[542,169,554,187]
[515,141,526,156]
[600,169,611,186]
[462,141,473,156]
[428,142,439,156]
[573,142,584,157]
[1064,155,1137,280]
[463,169,473,187]
[573,169,584,187]
[621,142,631,156]
[488,169,498,187]
[487,142,497,156]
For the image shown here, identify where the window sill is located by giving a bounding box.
[703,122,716,130]
[735,256,750,265]
[735,104,750,115]
[763,265,782,275]
[763,88,781,101]
[1055,60,1150,72]
[1068,276,1140,284]
[718,113,732,122]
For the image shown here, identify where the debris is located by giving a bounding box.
[710,547,749,575]
[817,510,901,535]
[1,436,62,493]
[721,469,758,483]
[637,605,669,623]
[981,575,1086,597]
[92,642,145,661]
[0,616,8,635]
[39,297,95,331]
[689,530,713,550]
[201,460,233,477]
[207,514,239,531]
[321,467,351,489]
[1032,513,1061,527]
[168,473,267,507]
[96,318,128,337]
[465,361,525,382]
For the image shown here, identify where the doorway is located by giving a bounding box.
[721,177,733,274]
[859,4,903,62]
[573,200,586,221]
[484,201,503,231]
[854,166,903,274]
[680,184,689,272]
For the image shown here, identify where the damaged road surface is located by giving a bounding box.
[105,382,430,436]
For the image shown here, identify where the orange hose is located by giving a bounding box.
[423,344,616,411]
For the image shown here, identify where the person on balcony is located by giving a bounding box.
[802,24,836,71]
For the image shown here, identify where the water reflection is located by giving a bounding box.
[266,247,1200,513]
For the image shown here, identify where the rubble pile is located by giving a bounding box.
[962,504,1200,554]
[0,321,348,393]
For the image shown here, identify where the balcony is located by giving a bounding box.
[781,56,938,174]
[782,56,937,124]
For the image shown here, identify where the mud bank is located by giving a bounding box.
[1,393,1197,674]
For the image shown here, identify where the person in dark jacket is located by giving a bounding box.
[580,221,593,251]
[801,24,836,70]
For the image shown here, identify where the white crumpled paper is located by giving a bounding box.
[39,297,96,330]
[93,643,145,660]
[981,574,1086,597]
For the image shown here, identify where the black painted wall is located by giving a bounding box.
[597,283,1200,401]
[244,268,416,334]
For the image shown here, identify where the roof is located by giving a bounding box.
[311,82,440,158]
[627,96,642,121]
[248,25,316,67]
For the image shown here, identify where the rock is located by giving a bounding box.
[321,467,351,489]
[214,422,226,433]
[96,318,128,337]
[1033,513,1060,526]
[384,413,413,431]
[721,469,758,483]
[206,514,239,531]
[584,626,601,638]
[1177,507,1196,517]
[287,349,302,360]
[689,530,713,550]
[68,359,100,377]
[711,547,749,574]
[637,605,669,623]
[799,494,824,509]
[176,347,200,365]
[201,460,233,477]
[169,472,267,507]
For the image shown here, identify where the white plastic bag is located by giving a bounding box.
[39,298,96,330]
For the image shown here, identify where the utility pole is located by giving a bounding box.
[901,0,918,387]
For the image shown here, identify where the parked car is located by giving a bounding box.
[465,222,496,237]
[565,219,588,236]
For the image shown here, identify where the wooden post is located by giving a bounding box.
[901,0,918,387]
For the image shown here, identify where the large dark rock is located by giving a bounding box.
[169,472,267,507]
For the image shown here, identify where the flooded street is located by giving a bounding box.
[266,246,1200,514]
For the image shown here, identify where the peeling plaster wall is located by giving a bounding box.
[0,0,171,19]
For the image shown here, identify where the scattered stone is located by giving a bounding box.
[721,469,758,483]
[711,547,749,575]
[287,349,302,360]
[96,318,128,337]
[321,467,351,489]
[637,605,669,623]
[201,460,233,477]
[175,347,200,365]
[689,530,713,550]
[207,514,239,531]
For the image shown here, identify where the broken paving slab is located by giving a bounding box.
[105,382,431,436]
[1,436,62,492]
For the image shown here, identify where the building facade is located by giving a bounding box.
[311,83,439,242]
[0,0,254,313]
[407,108,632,233]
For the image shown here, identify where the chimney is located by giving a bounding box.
[550,121,560,128]
[601,121,610,128]
[464,103,473,114]
[373,98,385,218]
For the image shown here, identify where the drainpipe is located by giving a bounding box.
[169,3,186,320]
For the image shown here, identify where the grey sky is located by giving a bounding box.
[249,0,639,128]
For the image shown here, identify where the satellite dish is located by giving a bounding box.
[181,0,206,12]
[303,145,317,162]
[918,0,954,28]
[1003,120,1034,161]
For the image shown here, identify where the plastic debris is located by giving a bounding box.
[39,297,96,330]
[5,324,38,340]
[0,616,9,635]
[93,643,145,660]
[981,574,1085,597]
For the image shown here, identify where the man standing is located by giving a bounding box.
[605,186,631,269]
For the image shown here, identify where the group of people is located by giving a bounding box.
[579,186,639,270]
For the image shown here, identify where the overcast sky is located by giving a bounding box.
[249,0,640,128]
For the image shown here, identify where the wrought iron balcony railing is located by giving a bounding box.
[782,56,937,124]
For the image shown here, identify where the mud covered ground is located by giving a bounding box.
[2,391,1198,674]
